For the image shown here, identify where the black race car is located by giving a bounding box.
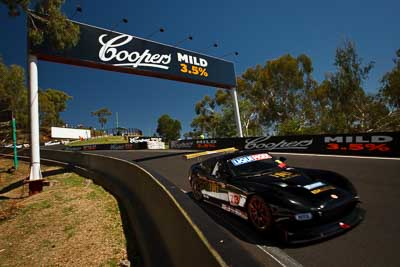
[189,150,363,243]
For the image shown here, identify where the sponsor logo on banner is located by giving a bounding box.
[171,141,194,149]
[177,53,208,67]
[196,139,217,149]
[244,136,313,150]
[65,146,82,151]
[110,144,125,150]
[129,137,162,144]
[324,135,393,143]
[98,34,172,70]
[324,135,393,152]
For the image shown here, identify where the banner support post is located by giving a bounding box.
[28,54,43,193]
[231,87,243,137]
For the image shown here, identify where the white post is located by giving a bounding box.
[29,55,42,181]
[231,87,243,137]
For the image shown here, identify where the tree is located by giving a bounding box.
[91,108,112,129]
[0,57,72,130]
[380,49,400,110]
[190,95,222,138]
[0,56,29,128]
[156,114,181,141]
[39,88,72,127]
[234,54,318,135]
[318,40,375,133]
[376,49,400,131]
[188,41,397,136]
[1,0,80,50]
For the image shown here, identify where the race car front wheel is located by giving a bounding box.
[247,195,273,232]
[191,179,203,201]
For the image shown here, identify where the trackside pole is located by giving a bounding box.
[28,55,43,194]
[12,117,18,169]
[231,87,243,137]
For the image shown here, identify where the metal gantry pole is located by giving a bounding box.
[28,55,42,187]
[231,87,243,137]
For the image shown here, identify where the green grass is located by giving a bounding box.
[67,136,127,146]
[21,200,52,214]
[53,173,85,187]
[63,224,76,239]
[101,258,119,267]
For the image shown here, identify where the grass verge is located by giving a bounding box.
[67,136,127,147]
[0,158,128,266]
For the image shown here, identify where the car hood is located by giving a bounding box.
[237,168,355,210]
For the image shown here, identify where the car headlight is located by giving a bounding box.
[295,213,313,221]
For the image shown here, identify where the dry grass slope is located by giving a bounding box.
[0,159,127,267]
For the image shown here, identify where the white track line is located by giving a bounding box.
[269,152,400,161]
[256,245,303,267]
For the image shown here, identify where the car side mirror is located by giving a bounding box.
[279,157,287,162]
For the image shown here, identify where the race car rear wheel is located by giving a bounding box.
[191,179,203,201]
[247,195,273,232]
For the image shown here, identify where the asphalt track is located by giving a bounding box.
[88,150,400,267]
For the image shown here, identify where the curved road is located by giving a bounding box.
[89,150,400,267]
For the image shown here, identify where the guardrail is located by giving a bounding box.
[34,149,226,267]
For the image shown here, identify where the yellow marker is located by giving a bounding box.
[184,147,238,160]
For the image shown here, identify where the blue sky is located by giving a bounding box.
[0,0,399,135]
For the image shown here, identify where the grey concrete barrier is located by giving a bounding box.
[36,149,226,267]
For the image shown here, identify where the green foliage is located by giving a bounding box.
[91,108,112,129]
[188,42,399,137]
[2,0,80,51]
[380,49,400,110]
[0,58,28,128]
[39,88,72,127]
[190,95,222,138]
[156,114,181,141]
[0,57,71,131]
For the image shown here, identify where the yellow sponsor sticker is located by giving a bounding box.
[311,185,336,194]
[210,183,219,192]
[270,171,298,180]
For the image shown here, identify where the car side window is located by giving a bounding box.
[202,158,218,177]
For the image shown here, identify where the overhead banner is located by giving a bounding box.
[29,20,236,89]
[170,132,400,157]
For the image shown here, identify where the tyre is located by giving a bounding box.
[247,195,273,232]
[191,179,203,201]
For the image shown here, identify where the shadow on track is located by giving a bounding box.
[186,192,366,249]
[185,192,281,247]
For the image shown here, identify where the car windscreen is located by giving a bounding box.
[227,153,282,177]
